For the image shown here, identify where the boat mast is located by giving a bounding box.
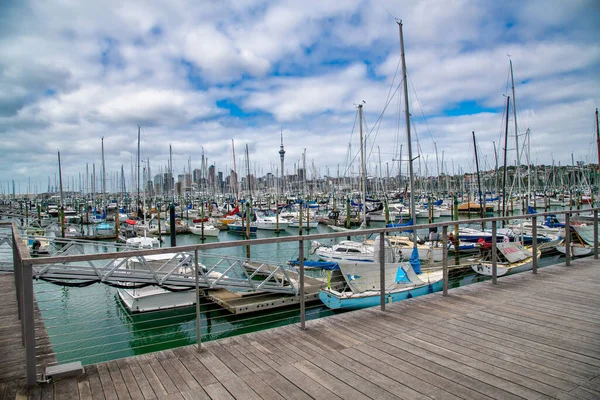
[232,139,239,202]
[58,150,65,238]
[101,136,106,217]
[358,103,367,227]
[509,58,523,213]
[472,132,484,219]
[137,126,141,217]
[596,108,600,197]
[502,95,510,223]
[398,20,416,225]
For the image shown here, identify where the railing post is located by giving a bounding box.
[491,220,497,284]
[594,209,598,260]
[442,225,448,296]
[12,229,23,330]
[299,239,305,330]
[23,260,37,388]
[565,212,571,266]
[195,249,202,351]
[531,216,538,274]
[379,232,385,311]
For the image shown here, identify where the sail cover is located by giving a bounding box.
[573,225,598,246]
[497,242,531,263]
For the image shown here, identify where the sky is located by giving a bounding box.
[1,0,599,194]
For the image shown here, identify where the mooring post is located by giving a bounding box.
[532,216,538,274]
[565,212,571,266]
[299,239,306,330]
[169,203,176,247]
[379,232,385,311]
[195,249,202,351]
[491,220,497,284]
[442,225,448,296]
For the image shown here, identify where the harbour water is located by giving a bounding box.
[30,212,573,366]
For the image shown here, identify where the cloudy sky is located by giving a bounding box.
[1,0,599,194]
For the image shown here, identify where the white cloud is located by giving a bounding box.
[0,0,598,193]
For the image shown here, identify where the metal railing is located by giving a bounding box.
[4,206,599,388]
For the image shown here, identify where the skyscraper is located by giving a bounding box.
[279,129,285,193]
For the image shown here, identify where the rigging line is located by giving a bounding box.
[407,74,435,143]
[363,57,403,162]
[342,108,361,177]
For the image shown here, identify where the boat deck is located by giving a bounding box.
[4,257,600,399]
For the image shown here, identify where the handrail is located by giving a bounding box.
[19,207,599,266]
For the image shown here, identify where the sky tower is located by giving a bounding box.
[279,128,285,194]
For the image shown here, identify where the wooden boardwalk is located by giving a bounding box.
[0,274,55,390]
[3,257,600,399]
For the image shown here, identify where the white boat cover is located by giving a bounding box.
[337,260,426,293]
[497,242,531,263]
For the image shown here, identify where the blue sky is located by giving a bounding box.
[0,0,599,194]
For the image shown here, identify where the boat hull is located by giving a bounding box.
[319,281,442,310]
[471,259,533,277]
[555,245,592,257]
[118,287,196,313]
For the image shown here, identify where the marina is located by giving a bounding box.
[1,3,599,398]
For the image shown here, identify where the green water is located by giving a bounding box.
[33,212,572,366]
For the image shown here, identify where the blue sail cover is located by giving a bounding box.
[289,260,340,270]
[386,219,413,232]
[395,267,412,284]
[409,245,421,274]
[527,206,537,214]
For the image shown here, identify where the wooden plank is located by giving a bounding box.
[180,386,210,400]
[175,347,218,387]
[462,312,600,360]
[162,351,200,391]
[307,353,426,400]
[202,382,235,400]
[343,345,480,400]
[446,317,600,378]
[77,373,93,400]
[373,338,523,400]
[193,349,237,383]
[567,386,600,400]
[490,303,600,336]
[201,341,253,377]
[238,371,285,400]
[114,359,143,400]
[254,368,313,400]
[122,358,156,400]
[153,351,190,393]
[413,329,578,393]
[96,363,119,400]
[396,331,563,398]
[275,364,342,400]
[52,377,78,400]
[106,360,132,400]
[83,364,105,400]
[292,359,372,400]
[424,319,600,391]
[138,355,177,395]
[219,376,262,400]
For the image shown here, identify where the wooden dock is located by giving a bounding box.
[3,257,600,399]
[0,274,55,392]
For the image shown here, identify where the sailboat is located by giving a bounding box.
[318,21,443,310]
[471,242,541,277]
